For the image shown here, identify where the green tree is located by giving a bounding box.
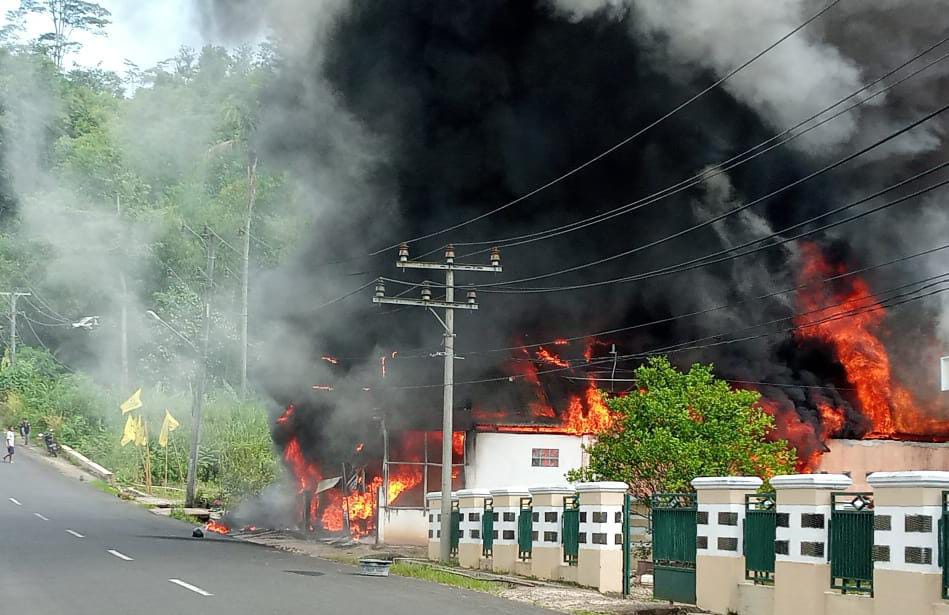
[567,357,794,498]
[20,0,111,69]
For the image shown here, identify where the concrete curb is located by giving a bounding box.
[59,444,115,485]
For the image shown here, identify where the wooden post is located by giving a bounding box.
[142,420,152,494]
[341,463,351,537]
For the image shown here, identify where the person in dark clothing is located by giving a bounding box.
[19,419,30,445]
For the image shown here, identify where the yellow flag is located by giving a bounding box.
[120,388,143,414]
[158,410,180,448]
[120,415,137,447]
[135,415,148,447]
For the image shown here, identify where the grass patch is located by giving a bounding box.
[168,507,202,524]
[390,562,501,593]
[90,479,119,496]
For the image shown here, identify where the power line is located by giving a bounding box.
[627,275,949,360]
[19,312,71,328]
[381,272,949,390]
[25,288,71,323]
[409,161,949,295]
[452,239,949,357]
[370,0,844,255]
[21,296,71,325]
[455,39,949,257]
[469,101,949,289]
[560,376,858,392]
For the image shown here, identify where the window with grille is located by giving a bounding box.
[531,448,559,467]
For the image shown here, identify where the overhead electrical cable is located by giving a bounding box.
[454,39,949,257]
[477,165,949,295]
[370,0,845,255]
[381,274,949,390]
[464,102,949,289]
[626,277,949,360]
[405,239,949,358]
[400,160,949,296]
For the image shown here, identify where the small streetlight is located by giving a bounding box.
[71,316,100,330]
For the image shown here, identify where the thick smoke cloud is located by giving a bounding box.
[192,1,949,455]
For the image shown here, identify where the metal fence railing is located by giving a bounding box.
[518,497,533,561]
[482,498,494,558]
[562,495,580,565]
[744,493,776,585]
[830,492,874,594]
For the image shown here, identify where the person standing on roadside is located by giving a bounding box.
[3,426,15,463]
[18,419,30,446]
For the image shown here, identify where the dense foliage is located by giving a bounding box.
[0,2,292,504]
[567,357,795,498]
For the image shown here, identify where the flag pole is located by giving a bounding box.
[143,420,152,494]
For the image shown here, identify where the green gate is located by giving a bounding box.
[942,491,949,599]
[651,493,697,604]
[518,497,533,561]
[450,500,461,557]
[482,498,494,558]
[744,493,776,584]
[563,495,580,565]
[830,492,874,594]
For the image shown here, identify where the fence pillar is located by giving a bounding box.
[867,471,949,615]
[771,474,852,615]
[529,485,577,581]
[425,491,457,560]
[426,491,442,560]
[456,489,491,569]
[692,476,763,614]
[488,487,529,573]
[575,481,628,593]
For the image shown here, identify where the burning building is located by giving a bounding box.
[193,1,949,543]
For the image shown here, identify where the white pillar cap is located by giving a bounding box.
[528,484,577,495]
[425,491,459,501]
[488,487,531,497]
[867,471,949,488]
[770,474,852,490]
[574,481,629,493]
[456,488,492,498]
[691,476,763,490]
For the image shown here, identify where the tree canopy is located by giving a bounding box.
[567,356,795,499]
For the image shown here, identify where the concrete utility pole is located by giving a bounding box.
[1,291,31,365]
[185,227,217,508]
[116,194,129,393]
[239,154,258,401]
[373,244,502,562]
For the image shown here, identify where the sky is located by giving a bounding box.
[0,0,206,72]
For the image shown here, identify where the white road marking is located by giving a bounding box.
[107,549,133,561]
[65,529,84,538]
[168,579,213,597]
[33,513,49,521]
[8,497,21,506]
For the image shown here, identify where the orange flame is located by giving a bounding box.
[276,404,294,425]
[536,347,570,368]
[321,355,339,364]
[205,520,229,535]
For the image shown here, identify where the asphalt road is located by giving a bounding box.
[0,447,553,615]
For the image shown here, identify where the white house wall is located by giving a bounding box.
[466,432,584,488]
